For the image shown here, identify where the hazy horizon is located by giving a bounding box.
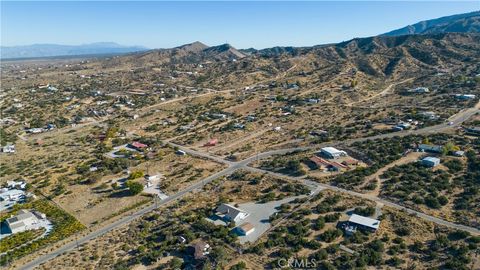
[1,1,479,49]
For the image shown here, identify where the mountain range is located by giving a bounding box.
[1,11,479,60]
[382,10,480,36]
[0,42,148,59]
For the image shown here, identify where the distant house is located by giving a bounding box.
[392,126,404,132]
[175,149,187,156]
[396,122,411,130]
[344,214,381,235]
[306,98,320,104]
[0,189,24,201]
[129,141,148,151]
[418,144,443,153]
[26,128,44,134]
[204,139,218,147]
[233,123,245,129]
[215,203,249,223]
[309,156,347,171]
[237,222,255,236]
[7,180,26,190]
[1,144,15,153]
[287,83,299,90]
[422,157,440,167]
[210,113,227,120]
[5,209,39,234]
[144,174,161,181]
[310,130,328,137]
[246,115,256,122]
[419,111,439,120]
[454,94,476,100]
[408,87,429,93]
[179,124,194,131]
[309,156,328,170]
[47,85,58,91]
[330,161,348,171]
[192,241,210,260]
[320,147,348,159]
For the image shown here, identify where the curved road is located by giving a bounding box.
[15,101,479,270]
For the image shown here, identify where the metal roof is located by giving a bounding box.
[422,156,440,163]
[348,214,380,230]
[321,147,346,155]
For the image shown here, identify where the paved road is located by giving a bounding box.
[15,101,479,269]
[16,166,239,270]
[244,167,480,235]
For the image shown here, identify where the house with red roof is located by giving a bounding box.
[129,141,148,151]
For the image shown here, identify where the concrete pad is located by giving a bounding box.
[236,196,304,244]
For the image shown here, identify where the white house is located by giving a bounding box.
[408,87,429,93]
[2,145,16,153]
[6,209,39,234]
[27,128,44,134]
[320,147,348,159]
[215,203,249,223]
[0,189,25,201]
[7,180,26,190]
[345,214,381,235]
[144,174,161,181]
[210,113,227,120]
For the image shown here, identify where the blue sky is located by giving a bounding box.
[1,1,479,49]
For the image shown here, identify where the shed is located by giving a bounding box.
[418,144,443,153]
[422,157,440,167]
[320,147,347,159]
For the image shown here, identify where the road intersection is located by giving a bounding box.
[16,101,479,270]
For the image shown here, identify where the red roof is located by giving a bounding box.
[204,138,218,147]
[131,141,148,148]
[310,156,348,169]
[310,156,332,167]
[331,161,348,169]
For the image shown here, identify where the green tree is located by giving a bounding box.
[126,181,144,195]
[128,171,144,180]
[169,257,182,269]
[229,261,247,270]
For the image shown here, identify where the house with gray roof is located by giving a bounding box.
[6,209,39,234]
[215,203,249,223]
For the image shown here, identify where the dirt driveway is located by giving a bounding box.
[363,151,424,196]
